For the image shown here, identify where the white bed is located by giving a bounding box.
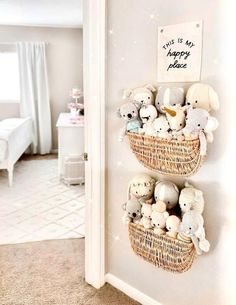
[0,117,33,186]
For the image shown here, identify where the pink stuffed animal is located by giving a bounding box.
[166,215,181,238]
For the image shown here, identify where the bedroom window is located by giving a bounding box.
[0,52,20,103]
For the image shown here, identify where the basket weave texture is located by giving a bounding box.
[127,132,203,176]
[128,222,196,273]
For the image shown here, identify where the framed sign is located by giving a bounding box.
[157,21,203,83]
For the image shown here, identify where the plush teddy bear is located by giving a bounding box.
[154,181,179,210]
[122,198,142,224]
[155,86,184,113]
[139,105,158,136]
[177,210,210,255]
[181,106,219,155]
[179,181,204,215]
[128,174,155,205]
[139,203,153,229]
[186,83,219,112]
[166,215,181,238]
[123,84,156,106]
[152,115,171,139]
[116,100,142,141]
[151,210,169,235]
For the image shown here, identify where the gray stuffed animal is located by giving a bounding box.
[154,181,179,210]
[117,100,142,141]
[155,86,184,113]
[122,198,142,224]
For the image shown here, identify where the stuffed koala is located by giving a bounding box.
[123,84,156,106]
[122,198,142,224]
[128,174,155,205]
[117,100,142,141]
[139,105,158,136]
[186,83,219,112]
[155,87,184,114]
[139,203,153,229]
[153,115,171,139]
[179,181,204,215]
[154,181,179,210]
[178,210,210,255]
[166,215,181,239]
[151,210,168,235]
[181,107,219,155]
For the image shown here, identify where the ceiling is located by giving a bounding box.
[0,0,83,28]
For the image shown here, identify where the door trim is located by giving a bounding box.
[83,0,106,289]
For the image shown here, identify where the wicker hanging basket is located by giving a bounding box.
[127,132,204,176]
[128,222,196,273]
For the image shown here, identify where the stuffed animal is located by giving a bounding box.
[166,215,181,238]
[162,105,187,139]
[123,84,156,106]
[155,86,184,113]
[179,181,204,215]
[116,100,142,141]
[139,203,153,229]
[139,105,158,136]
[122,198,142,224]
[177,210,210,255]
[151,210,169,235]
[128,174,155,205]
[186,83,219,112]
[152,115,171,139]
[154,181,179,210]
[181,107,219,155]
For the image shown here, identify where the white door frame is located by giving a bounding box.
[83,0,106,289]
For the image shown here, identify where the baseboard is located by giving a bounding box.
[105,273,162,305]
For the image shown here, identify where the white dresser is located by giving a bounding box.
[56,113,84,178]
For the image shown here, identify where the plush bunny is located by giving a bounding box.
[179,181,204,215]
[139,105,158,136]
[166,215,181,238]
[155,86,184,113]
[116,100,142,141]
[128,174,155,205]
[177,210,210,255]
[151,210,169,235]
[139,203,153,229]
[123,84,156,106]
[122,198,142,224]
[181,107,219,155]
[153,115,172,139]
[154,181,179,210]
[186,83,219,112]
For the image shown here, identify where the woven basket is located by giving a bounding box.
[128,222,196,273]
[127,132,204,176]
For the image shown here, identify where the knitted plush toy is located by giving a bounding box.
[128,174,155,205]
[155,86,184,113]
[186,83,219,112]
[123,84,156,106]
[179,181,205,215]
[151,210,169,235]
[139,105,158,136]
[177,210,210,255]
[139,203,153,229]
[154,181,179,210]
[122,198,142,224]
[116,100,142,141]
[153,115,171,139]
[166,215,181,238]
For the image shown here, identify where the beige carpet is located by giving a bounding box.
[0,238,139,305]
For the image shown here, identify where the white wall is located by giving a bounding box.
[106,0,236,304]
[0,25,83,149]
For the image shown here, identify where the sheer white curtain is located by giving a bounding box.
[17,42,52,154]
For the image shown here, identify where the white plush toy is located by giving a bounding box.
[151,210,169,235]
[128,174,155,205]
[179,181,205,215]
[123,84,156,106]
[153,115,171,139]
[139,203,153,229]
[162,105,187,139]
[166,215,181,239]
[181,106,219,155]
[122,198,142,224]
[154,181,179,210]
[139,105,158,136]
[178,210,210,255]
[186,83,219,112]
[155,87,184,114]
